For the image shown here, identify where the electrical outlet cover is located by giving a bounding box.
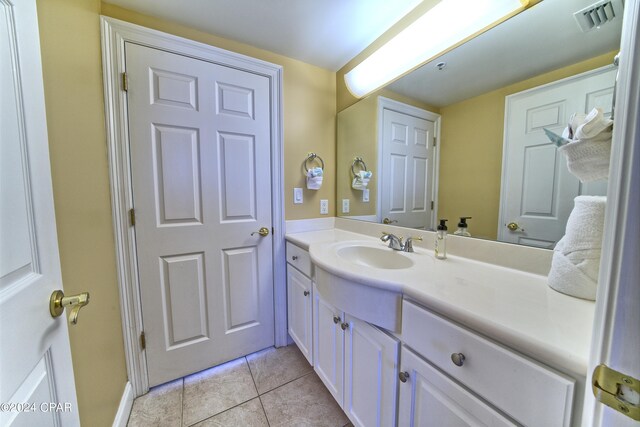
[342,199,350,213]
[320,199,329,215]
[293,188,303,204]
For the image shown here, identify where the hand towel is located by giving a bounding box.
[306,167,323,190]
[547,195,606,300]
[558,108,612,182]
[352,170,372,190]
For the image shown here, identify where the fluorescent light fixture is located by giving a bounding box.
[344,0,529,98]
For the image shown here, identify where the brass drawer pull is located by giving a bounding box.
[399,371,410,383]
[292,255,298,260]
[303,290,310,296]
[333,315,341,324]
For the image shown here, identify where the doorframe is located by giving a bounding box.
[100,16,286,397]
[376,97,441,229]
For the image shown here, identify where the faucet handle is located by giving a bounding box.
[404,236,423,252]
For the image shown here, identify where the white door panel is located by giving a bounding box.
[500,67,615,248]
[126,42,274,386]
[1,0,78,425]
[381,109,435,229]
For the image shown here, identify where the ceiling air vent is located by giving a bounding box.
[573,0,622,32]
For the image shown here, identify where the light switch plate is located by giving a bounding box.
[342,199,350,213]
[293,188,303,204]
[320,199,329,215]
[363,189,370,202]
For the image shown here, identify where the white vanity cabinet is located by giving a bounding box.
[313,284,400,427]
[400,300,576,427]
[286,242,313,364]
[398,345,516,427]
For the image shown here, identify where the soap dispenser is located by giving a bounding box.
[453,217,472,237]
[435,219,448,260]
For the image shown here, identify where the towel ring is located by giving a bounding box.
[351,157,368,176]
[303,152,325,173]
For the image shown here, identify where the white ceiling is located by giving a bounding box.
[386,0,623,106]
[103,0,423,71]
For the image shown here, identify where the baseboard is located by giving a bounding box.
[112,381,134,427]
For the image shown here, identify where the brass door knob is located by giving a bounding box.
[383,218,397,224]
[507,222,520,231]
[50,290,90,325]
[251,227,270,237]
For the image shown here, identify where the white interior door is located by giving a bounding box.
[0,0,79,425]
[125,42,274,387]
[381,108,435,229]
[499,67,616,248]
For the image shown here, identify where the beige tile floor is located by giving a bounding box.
[127,345,353,427]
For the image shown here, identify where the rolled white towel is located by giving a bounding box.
[547,195,606,300]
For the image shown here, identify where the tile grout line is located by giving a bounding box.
[245,355,272,427]
[184,358,260,427]
[258,369,315,396]
[180,378,185,427]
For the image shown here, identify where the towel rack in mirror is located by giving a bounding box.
[351,157,368,176]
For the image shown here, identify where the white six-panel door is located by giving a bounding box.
[0,0,79,425]
[381,109,435,229]
[125,42,274,386]
[499,67,615,248]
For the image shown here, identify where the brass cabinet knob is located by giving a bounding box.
[251,227,269,237]
[399,371,410,383]
[341,322,349,330]
[451,352,466,367]
[50,290,90,325]
[333,315,341,324]
[292,255,298,261]
[303,290,310,296]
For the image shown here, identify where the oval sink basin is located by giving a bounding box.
[337,245,414,270]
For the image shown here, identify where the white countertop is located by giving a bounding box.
[286,228,595,378]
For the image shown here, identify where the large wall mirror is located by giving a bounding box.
[337,0,622,249]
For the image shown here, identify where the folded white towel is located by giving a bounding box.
[352,171,372,190]
[547,195,606,300]
[558,108,612,182]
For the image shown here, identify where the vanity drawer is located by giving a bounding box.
[401,300,575,427]
[286,241,312,277]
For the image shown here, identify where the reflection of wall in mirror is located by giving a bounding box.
[438,50,616,240]
[337,89,438,220]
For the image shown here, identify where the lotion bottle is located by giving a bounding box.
[435,219,448,260]
[453,217,472,237]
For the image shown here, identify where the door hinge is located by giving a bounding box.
[122,72,128,92]
[592,364,640,421]
[272,227,275,235]
[433,136,437,147]
[129,208,135,226]
[430,201,434,210]
[140,331,146,350]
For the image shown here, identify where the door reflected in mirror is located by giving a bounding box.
[336,0,622,249]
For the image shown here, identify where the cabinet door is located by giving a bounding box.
[313,284,344,405]
[398,347,516,427]
[344,315,399,427]
[287,265,313,364]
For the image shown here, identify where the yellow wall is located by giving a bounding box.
[101,4,337,219]
[438,52,615,239]
[37,1,337,425]
[36,0,127,426]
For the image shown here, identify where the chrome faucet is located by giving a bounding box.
[380,232,423,252]
[380,232,404,250]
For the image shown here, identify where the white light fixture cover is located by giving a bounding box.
[345,0,529,98]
